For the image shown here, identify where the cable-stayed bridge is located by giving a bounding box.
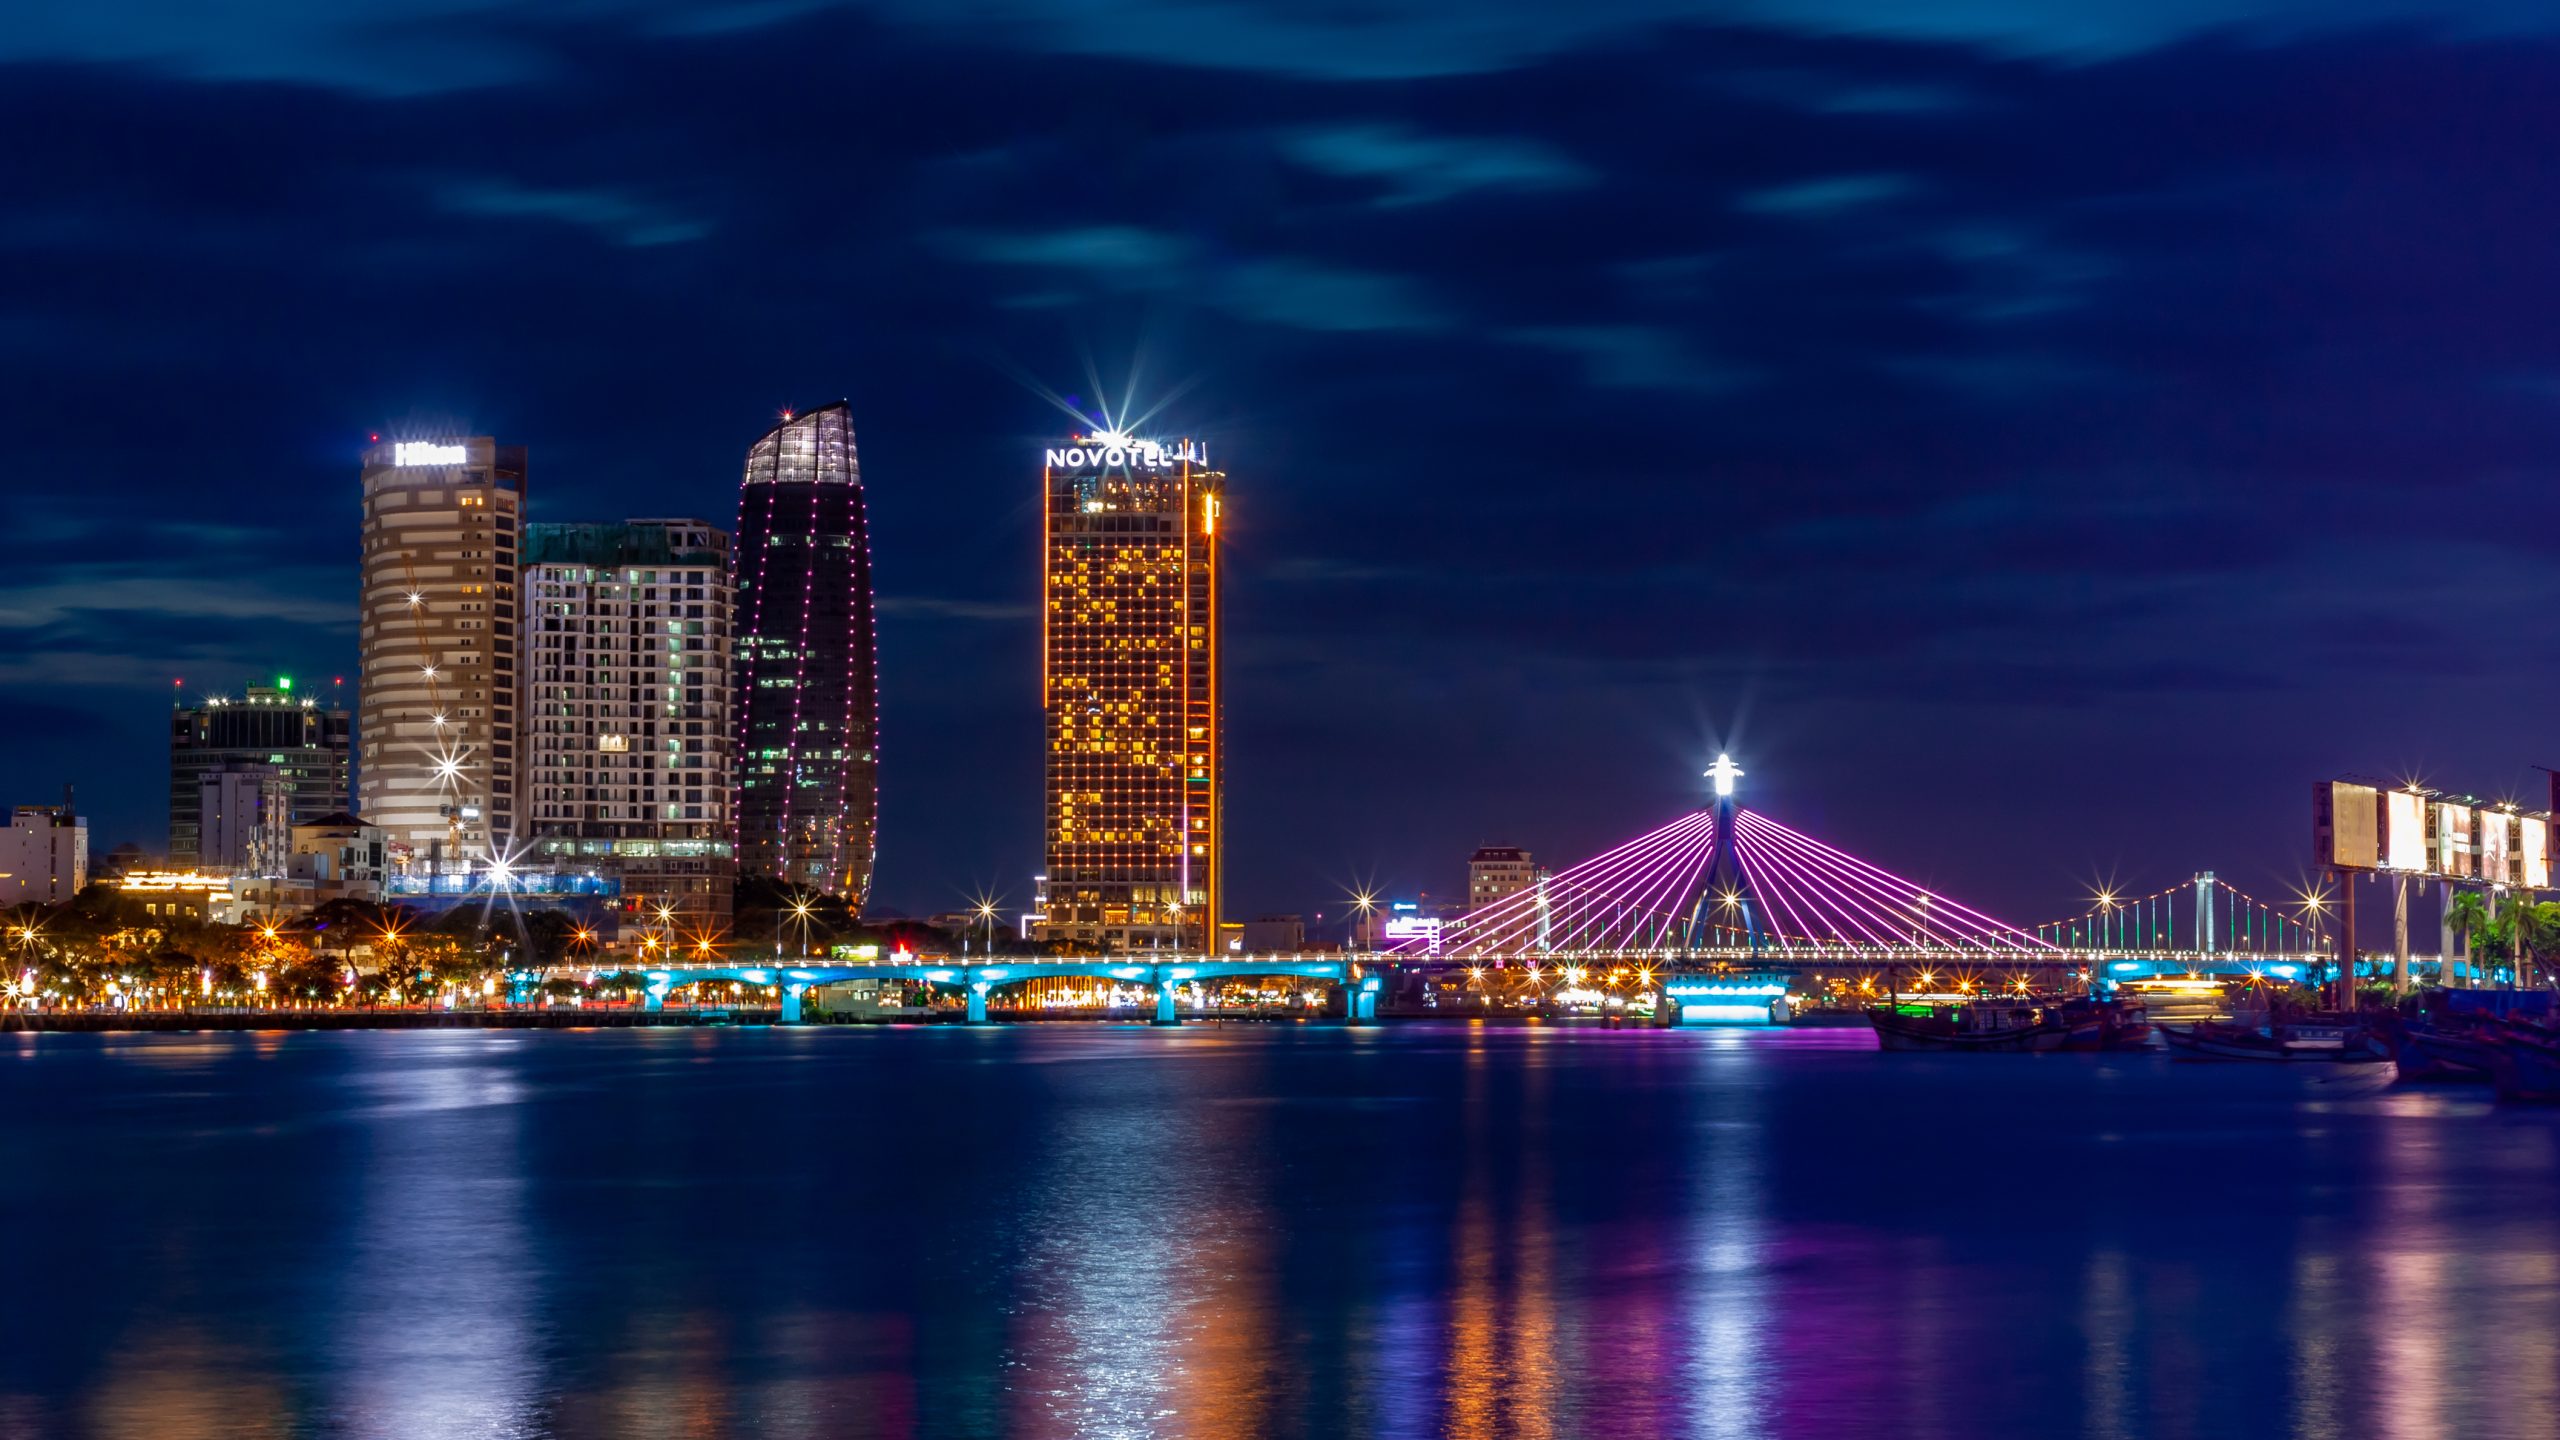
[1393,806,2051,959]
[521,758,2344,1021]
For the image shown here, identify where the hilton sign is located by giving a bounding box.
[1043,435,1204,471]
[392,441,468,466]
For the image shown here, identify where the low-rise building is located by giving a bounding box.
[1467,846,1539,909]
[1239,914,1306,952]
[114,871,242,926]
[236,813,389,918]
[0,803,87,908]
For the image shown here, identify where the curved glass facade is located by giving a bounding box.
[732,404,879,905]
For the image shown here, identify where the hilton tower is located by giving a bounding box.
[1036,429,1224,952]
[356,436,526,873]
[731,403,880,904]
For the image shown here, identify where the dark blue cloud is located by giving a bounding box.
[5,5,2560,924]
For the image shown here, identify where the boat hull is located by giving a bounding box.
[2401,1028,2496,1081]
[2482,1036,2560,1103]
[2159,1023,2390,1063]
[1867,1009,2067,1053]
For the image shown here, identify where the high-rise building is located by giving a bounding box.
[523,519,738,923]
[168,681,350,868]
[1036,428,1224,952]
[1467,846,1539,909]
[357,435,526,875]
[732,404,879,904]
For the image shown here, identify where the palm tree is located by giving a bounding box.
[2448,889,2492,987]
[2515,900,2560,990]
[2493,890,2535,989]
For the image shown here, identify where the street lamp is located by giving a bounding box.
[1347,889,1377,950]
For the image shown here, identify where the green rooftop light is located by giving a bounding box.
[278,676,293,690]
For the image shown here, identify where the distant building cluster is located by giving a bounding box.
[341,414,881,931]
[8,408,1280,956]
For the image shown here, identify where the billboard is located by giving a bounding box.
[2316,781,2380,869]
[2318,777,2555,890]
[1382,915,1444,953]
[2436,802,2474,879]
[2483,811,2513,886]
[2385,790,2427,871]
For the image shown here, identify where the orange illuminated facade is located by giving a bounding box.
[1037,432,1223,952]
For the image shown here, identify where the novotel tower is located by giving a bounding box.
[732,403,880,904]
[1037,429,1224,952]
[357,435,527,873]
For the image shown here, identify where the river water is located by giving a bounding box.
[4,1023,2556,1439]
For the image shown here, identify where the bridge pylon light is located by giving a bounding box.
[1706,753,1744,799]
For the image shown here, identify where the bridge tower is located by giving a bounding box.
[2194,872,2216,955]
[1701,753,1760,954]
[1534,871,1552,955]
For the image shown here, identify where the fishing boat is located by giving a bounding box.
[2389,1023,2497,1081]
[2477,1026,2560,1103]
[2391,991,2555,1087]
[2056,996,2151,1052]
[1867,1000,2068,1053]
[2157,1019,2390,1064]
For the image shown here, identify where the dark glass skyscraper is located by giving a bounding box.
[732,403,879,906]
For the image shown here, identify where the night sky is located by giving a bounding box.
[8,1,2560,929]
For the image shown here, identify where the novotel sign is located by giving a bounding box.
[1043,435,1204,471]
[393,441,468,467]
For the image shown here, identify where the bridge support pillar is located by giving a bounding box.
[643,985,668,1014]
[2392,874,2411,996]
[780,983,806,1024]
[1153,982,1181,1026]
[966,983,991,1025]
[1349,980,1378,1025]
[2440,879,2458,987]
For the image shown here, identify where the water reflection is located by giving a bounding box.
[1444,1035,1502,1439]
[2082,1251,2133,1440]
[330,1040,542,1437]
[999,1032,1279,1438]
[1684,1057,1768,1440]
[84,1320,292,1439]
[6,1029,2560,1438]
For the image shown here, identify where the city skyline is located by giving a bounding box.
[10,5,2560,925]
[10,9,2560,1437]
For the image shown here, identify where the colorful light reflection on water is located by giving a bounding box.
[2,1024,2556,1439]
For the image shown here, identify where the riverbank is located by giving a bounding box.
[1,1008,783,1032]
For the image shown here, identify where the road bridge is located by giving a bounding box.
[588,957,1378,1024]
